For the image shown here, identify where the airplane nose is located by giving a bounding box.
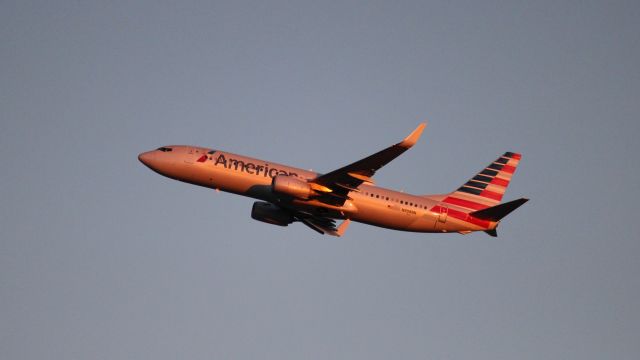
[138,151,155,166]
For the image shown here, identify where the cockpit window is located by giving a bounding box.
[207,150,217,154]
[157,147,173,152]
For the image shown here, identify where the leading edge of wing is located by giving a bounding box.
[310,122,427,195]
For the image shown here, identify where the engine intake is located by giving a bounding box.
[271,175,314,199]
[251,201,294,226]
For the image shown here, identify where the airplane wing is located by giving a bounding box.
[309,123,426,205]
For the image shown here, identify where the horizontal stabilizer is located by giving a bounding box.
[484,229,498,237]
[470,198,529,222]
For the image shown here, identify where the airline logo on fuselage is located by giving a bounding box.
[207,152,299,178]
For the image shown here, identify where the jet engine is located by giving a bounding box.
[251,201,294,226]
[271,175,314,200]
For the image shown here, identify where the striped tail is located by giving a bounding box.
[442,152,522,211]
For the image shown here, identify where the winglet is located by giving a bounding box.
[398,122,427,148]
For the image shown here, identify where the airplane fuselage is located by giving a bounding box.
[139,145,496,234]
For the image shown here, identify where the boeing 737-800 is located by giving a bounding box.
[138,123,527,237]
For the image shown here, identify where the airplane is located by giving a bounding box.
[138,123,527,237]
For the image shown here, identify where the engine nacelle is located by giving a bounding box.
[251,201,294,226]
[271,175,314,199]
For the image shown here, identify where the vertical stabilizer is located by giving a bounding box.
[441,152,522,211]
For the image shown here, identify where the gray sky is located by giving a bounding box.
[2,1,639,359]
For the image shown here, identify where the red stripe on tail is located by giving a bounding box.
[443,197,487,210]
[491,177,509,187]
[502,165,516,174]
[431,205,491,228]
[480,190,502,201]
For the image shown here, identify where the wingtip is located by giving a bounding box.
[399,122,427,148]
[336,219,351,237]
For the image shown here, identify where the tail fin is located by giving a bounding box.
[442,152,522,211]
